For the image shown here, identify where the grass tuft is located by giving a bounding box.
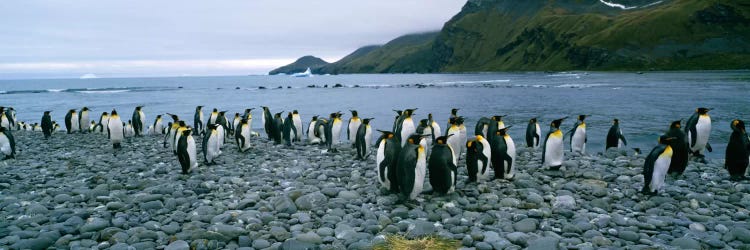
[373,234,461,250]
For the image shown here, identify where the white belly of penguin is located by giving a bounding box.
[544,136,563,167]
[447,129,461,162]
[308,122,318,142]
[479,138,491,178]
[241,126,251,150]
[216,126,225,149]
[108,119,123,143]
[101,118,109,133]
[504,136,516,178]
[349,120,361,142]
[364,127,372,155]
[207,134,220,161]
[534,124,541,147]
[410,153,427,200]
[692,117,711,153]
[0,134,10,156]
[650,153,672,193]
[571,127,586,153]
[400,119,415,147]
[376,140,387,186]
[187,136,198,169]
[332,120,343,144]
[71,114,79,132]
[431,122,442,138]
[293,115,303,140]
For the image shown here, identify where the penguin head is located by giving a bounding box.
[336,112,343,118]
[451,108,459,116]
[350,110,358,117]
[111,110,118,116]
[311,115,318,121]
[435,135,452,145]
[128,120,132,125]
[428,113,434,120]
[529,117,537,123]
[168,113,179,121]
[329,113,337,119]
[658,135,676,144]
[393,110,402,116]
[362,118,374,124]
[69,109,76,113]
[82,107,89,111]
[262,106,269,112]
[213,108,218,112]
[456,116,465,125]
[406,134,426,145]
[219,111,227,116]
[492,115,504,121]
[497,125,512,136]
[156,114,162,119]
[136,106,142,111]
[178,121,187,127]
[731,119,746,132]
[670,120,681,129]
[696,108,710,115]
[448,117,457,126]
[275,112,283,118]
[551,117,566,129]
[287,112,293,118]
[633,148,641,155]
[613,119,619,124]
[44,111,51,115]
[246,108,255,113]
[405,109,417,117]
[419,119,428,127]
[578,115,587,121]
[196,106,203,110]
[377,130,395,139]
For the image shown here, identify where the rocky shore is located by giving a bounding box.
[1,130,749,250]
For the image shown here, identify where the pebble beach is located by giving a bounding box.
[1,130,749,250]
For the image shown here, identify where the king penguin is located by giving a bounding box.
[41,111,53,139]
[173,121,189,154]
[416,119,433,149]
[94,112,109,134]
[348,110,361,146]
[323,113,336,151]
[606,119,627,150]
[686,108,712,161]
[526,118,541,148]
[428,135,458,195]
[204,124,222,164]
[543,117,567,170]
[232,113,241,136]
[308,116,321,144]
[164,114,179,149]
[177,128,197,174]
[475,117,494,138]
[376,130,401,193]
[208,108,219,127]
[396,134,427,202]
[283,112,296,146]
[355,118,373,160]
[292,110,303,142]
[466,135,491,183]
[152,115,164,135]
[397,109,417,147]
[235,119,252,152]
[108,109,124,149]
[391,110,403,132]
[0,127,16,160]
[262,106,273,140]
[491,126,516,180]
[331,112,344,146]
[726,119,750,181]
[446,117,462,162]
[65,109,79,134]
[132,106,145,137]
[79,107,90,133]
[194,106,204,136]
[272,112,284,144]
[642,135,676,195]
[569,115,588,153]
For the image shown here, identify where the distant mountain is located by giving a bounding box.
[272,0,750,74]
[269,56,328,75]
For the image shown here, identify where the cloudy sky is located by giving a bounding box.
[0,0,466,79]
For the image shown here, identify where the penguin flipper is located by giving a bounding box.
[502,153,513,175]
[534,133,540,147]
[706,143,713,153]
[620,134,628,146]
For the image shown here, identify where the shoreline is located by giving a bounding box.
[0,130,747,249]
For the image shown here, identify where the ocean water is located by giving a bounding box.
[1,71,748,158]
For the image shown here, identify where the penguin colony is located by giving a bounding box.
[2,105,749,201]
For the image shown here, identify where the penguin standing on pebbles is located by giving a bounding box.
[94,112,109,134]
[41,111,53,139]
[665,120,689,176]
[397,134,427,202]
[355,118,373,160]
[177,128,197,174]
[292,110,303,142]
[65,109,79,134]
[204,124,222,164]
[152,115,164,135]
[308,116,321,144]
[132,106,145,136]
[606,119,627,150]
[348,110,361,146]
[726,119,750,181]
[491,126,516,180]
[79,107,90,133]
[466,135,491,183]
[446,117,462,162]
[0,127,16,160]
[235,119,251,153]
[686,108,712,162]
[543,117,566,170]
[642,135,676,195]
[108,110,124,149]
[194,106,204,136]
[283,112,296,146]
[272,112,284,144]
[569,115,588,153]
[428,135,458,195]
[376,130,400,192]
[526,118,541,148]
